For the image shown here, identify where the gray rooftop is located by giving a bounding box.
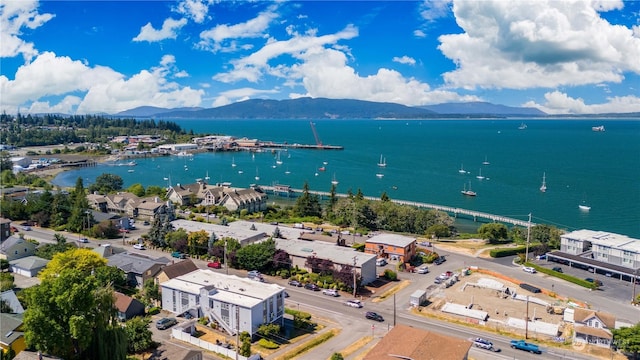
[107,252,165,274]
[366,233,416,247]
[275,239,376,267]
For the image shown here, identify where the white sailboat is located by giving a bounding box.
[482,156,490,165]
[377,154,387,167]
[231,157,237,167]
[376,173,384,178]
[518,122,528,130]
[461,181,477,196]
[254,168,260,181]
[331,173,339,185]
[276,152,283,165]
[458,164,467,174]
[579,203,591,211]
[540,172,547,192]
[476,168,485,180]
[285,168,291,175]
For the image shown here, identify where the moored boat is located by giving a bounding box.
[592,125,605,132]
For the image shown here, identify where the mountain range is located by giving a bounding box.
[112,98,639,119]
[114,98,549,119]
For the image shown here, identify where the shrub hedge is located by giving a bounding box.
[257,338,279,349]
[489,246,527,258]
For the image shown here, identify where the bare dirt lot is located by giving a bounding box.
[420,272,568,337]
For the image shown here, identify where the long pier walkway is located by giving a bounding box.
[259,184,533,228]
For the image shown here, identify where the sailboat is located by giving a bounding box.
[254,168,260,181]
[540,172,547,192]
[476,168,485,180]
[205,171,210,181]
[231,157,237,167]
[518,122,528,130]
[461,181,477,196]
[376,173,384,178]
[276,152,283,165]
[285,167,291,175]
[331,173,339,185]
[579,202,591,211]
[482,156,490,165]
[458,164,467,174]
[377,154,387,167]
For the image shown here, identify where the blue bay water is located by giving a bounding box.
[52,119,640,238]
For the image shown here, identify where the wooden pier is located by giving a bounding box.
[259,141,343,150]
[259,184,533,228]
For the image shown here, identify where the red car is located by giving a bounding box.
[207,261,222,269]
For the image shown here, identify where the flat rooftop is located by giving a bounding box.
[275,238,376,267]
[366,233,416,247]
[563,230,640,252]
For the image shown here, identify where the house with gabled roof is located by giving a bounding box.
[0,236,36,262]
[0,290,25,314]
[572,308,616,348]
[9,256,49,277]
[107,252,168,289]
[156,259,199,286]
[114,291,145,321]
[166,181,267,213]
[1,313,26,357]
[364,324,471,360]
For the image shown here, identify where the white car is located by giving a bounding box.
[417,265,429,274]
[522,266,537,273]
[322,289,339,297]
[79,237,89,243]
[133,243,146,250]
[344,299,363,308]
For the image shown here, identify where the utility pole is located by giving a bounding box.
[393,294,396,326]
[524,213,532,263]
[352,256,357,298]
[525,295,530,339]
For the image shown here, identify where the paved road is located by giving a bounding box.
[13,223,637,359]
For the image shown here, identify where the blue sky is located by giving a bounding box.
[1,0,639,115]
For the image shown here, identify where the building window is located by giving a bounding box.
[181,292,189,307]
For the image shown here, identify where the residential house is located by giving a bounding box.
[156,259,199,287]
[166,182,267,213]
[135,197,167,219]
[160,269,285,338]
[93,244,127,259]
[365,233,417,263]
[114,292,145,321]
[0,290,25,313]
[0,237,36,262]
[9,256,49,277]
[107,253,167,289]
[572,308,616,348]
[1,313,26,357]
[275,238,378,285]
[86,193,108,212]
[364,324,471,360]
[105,192,139,215]
[0,217,11,242]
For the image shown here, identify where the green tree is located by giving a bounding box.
[530,224,562,249]
[23,269,125,359]
[142,279,160,306]
[613,324,640,359]
[145,185,166,197]
[0,273,14,291]
[426,224,450,239]
[235,238,276,271]
[127,183,146,197]
[67,178,91,233]
[39,248,107,280]
[293,182,322,217]
[239,331,251,357]
[187,229,209,255]
[0,298,13,313]
[124,317,154,354]
[477,223,509,243]
[94,266,127,290]
[331,353,345,360]
[0,151,12,172]
[88,173,124,194]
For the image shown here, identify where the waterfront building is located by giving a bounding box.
[160,269,285,337]
[365,233,417,263]
[166,182,267,213]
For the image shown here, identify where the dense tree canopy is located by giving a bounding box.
[89,173,124,194]
[39,248,107,280]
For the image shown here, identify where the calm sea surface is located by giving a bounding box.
[53,119,640,238]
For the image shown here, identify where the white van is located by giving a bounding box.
[375,258,387,266]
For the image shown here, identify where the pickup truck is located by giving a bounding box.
[510,340,541,354]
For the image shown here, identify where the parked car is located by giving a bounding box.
[552,267,563,273]
[207,261,221,269]
[79,237,89,243]
[510,339,541,354]
[156,317,177,330]
[322,289,339,297]
[585,278,603,286]
[365,311,384,322]
[22,225,32,231]
[288,280,302,287]
[417,265,429,274]
[438,271,454,280]
[133,243,146,250]
[304,283,320,291]
[247,270,262,279]
[375,258,387,266]
[472,338,500,352]
[142,221,150,226]
[523,266,537,273]
[172,251,186,259]
[344,299,363,308]
[433,256,446,265]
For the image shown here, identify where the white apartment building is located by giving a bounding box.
[161,269,285,337]
[560,230,640,269]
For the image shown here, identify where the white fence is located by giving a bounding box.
[172,327,252,360]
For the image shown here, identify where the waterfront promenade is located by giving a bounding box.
[259,184,534,228]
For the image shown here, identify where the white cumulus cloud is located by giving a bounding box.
[393,56,416,66]
[198,7,279,53]
[439,0,640,89]
[0,0,54,61]
[133,18,188,42]
[174,0,212,24]
[524,90,640,114]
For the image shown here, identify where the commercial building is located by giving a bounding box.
[548,230,640,281]
[365,233,417,263]
[160,269,285,337]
